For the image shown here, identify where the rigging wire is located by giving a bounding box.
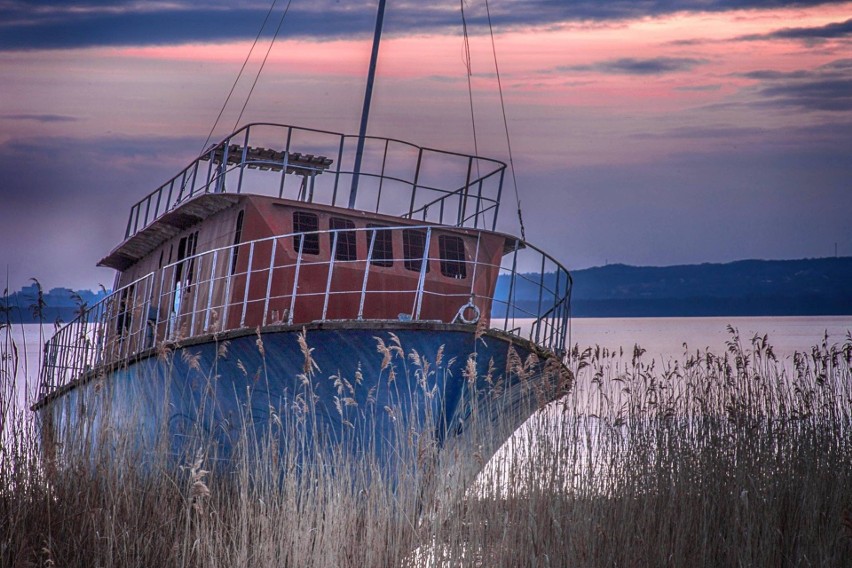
[200,0,280,154]
[233,0,294,132]
[459,0,481,177]
[484,0,526,241]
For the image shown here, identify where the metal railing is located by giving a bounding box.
[124,123,506,240]
[40,226,571,398]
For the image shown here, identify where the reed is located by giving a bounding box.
[2,312,851,566]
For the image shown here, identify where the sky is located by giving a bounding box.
[1,0,851,291]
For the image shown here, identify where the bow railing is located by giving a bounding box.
[124,123,506,240]
[39,226,571,399]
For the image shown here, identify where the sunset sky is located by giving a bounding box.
[1,0,850,291]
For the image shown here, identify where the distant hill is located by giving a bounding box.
[2,284,109,324]
[4,257,851,324]
[497,257,852,318]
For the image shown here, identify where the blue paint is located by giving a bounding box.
[39,323,569,481]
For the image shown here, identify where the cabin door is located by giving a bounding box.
[169,231,198,338]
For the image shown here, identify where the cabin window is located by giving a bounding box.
[439,235,467,279]
[175,230,199,284]
[292,211,320,255]
[403,229,429,272]
[366,224,393,267]
[117,283,135,334]
[230,210,245,275]
[329,217,357,262]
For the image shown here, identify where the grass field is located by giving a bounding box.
[2,316,851,566]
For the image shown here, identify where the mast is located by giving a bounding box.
[348,0,387,209]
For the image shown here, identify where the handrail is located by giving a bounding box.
[124,123,507,240]
[39,225,571,400]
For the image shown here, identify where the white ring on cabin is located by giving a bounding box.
[455,301,481,325]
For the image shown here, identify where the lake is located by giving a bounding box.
[569,315,851,360]
[4,316,851,404]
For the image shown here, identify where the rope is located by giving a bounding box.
[200,0,280,154]
[484,0,526,241]
[459,0,481,177]
[233,0,294,132]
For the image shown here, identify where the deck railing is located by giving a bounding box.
[39,226,571,399]
[123,123,506,240]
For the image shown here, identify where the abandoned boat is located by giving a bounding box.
[32,4,573,477]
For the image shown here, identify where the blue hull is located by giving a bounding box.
[37,322,570,479]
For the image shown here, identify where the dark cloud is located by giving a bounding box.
[2,114,78,123]
[630,125,770,140]
[560,57,707,75]
[759,78,852,111]
[0,1,385,50]
[740,69,814,80]
[0,0,844,51]
[738,17,852,42]
[741,58,852,112]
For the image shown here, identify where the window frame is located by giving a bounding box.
[366,224,393,267]
[402,228,429,273]
[292,211,320,255]
[438,234,467,279]
[329,217,357,262]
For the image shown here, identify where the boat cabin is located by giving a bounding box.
[98,192,509,348]
[37,124,572,393]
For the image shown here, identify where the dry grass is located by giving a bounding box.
[2,316,851,566]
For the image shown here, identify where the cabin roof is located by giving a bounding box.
[100,192,521,272]
[98,193,241,270]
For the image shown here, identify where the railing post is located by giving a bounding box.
[287,237,304,326]
[458,156,473,226]
[204,250,218,331]
[322,231,338,321]
[493,168,505,231]
[190,160,200,197]
[205,145,216,191]
[127,283,139,360]
[94,301,105,367]
[237,127,250,193]
[263,239,278,327]
[165,178,175,213]
[468,232,481,298]
[155,264,167,345]
[221,246,235,332]
[179,170,187,202]
[143,196,152,227]
[406,148,423,218]
[153,185,164,219]
[331,135,345,206]
[133,205,141,236]
[553,269,562,352]
[375,139,390,213]
[413,227,432,320]
[124,205,135,238]
[189,260,201,338]
[78,316,88,376]
[278,127,293,198]
[473,178,484,229]
[534,254,546,344]
[240,241,255,327]
[503,239,519,332]
[561,277,572,355]
[358,230,377,320]
[139,273,152,353]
